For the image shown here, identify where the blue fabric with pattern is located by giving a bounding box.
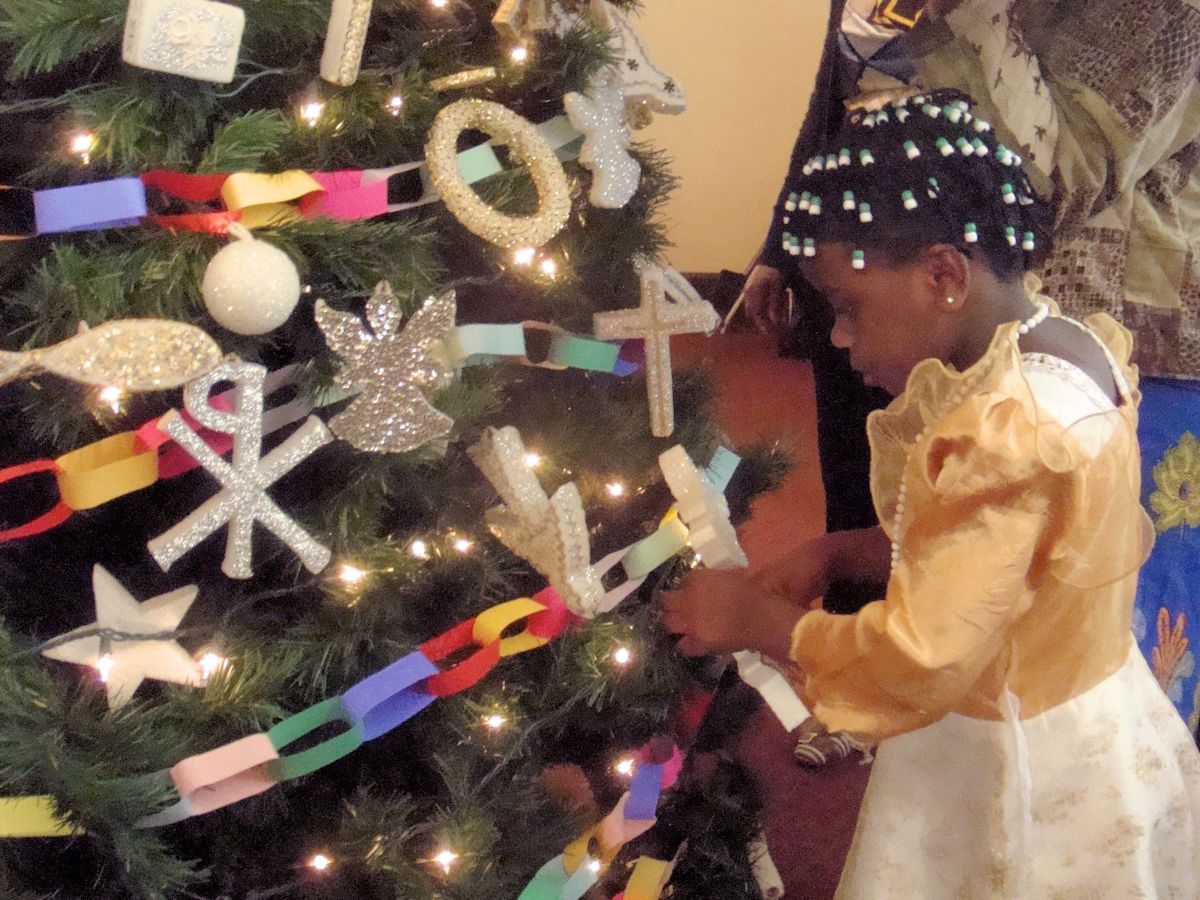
[1133,377,1200,738]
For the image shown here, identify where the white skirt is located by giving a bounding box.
[835,646,1200,899]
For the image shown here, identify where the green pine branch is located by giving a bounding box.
[0,0,124,80]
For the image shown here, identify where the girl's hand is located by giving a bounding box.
[753,538,830,609]
[661,569,798,662]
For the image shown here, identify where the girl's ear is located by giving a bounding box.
[920,244,971,313]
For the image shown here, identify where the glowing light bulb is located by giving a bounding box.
[387,94,404,115]
[539,258,557,277]
[612,646,632,667]
[430,0,448,7]
[300,101,325,127]
[510,45,529,63]
[410,539,429,559]
[98,385,123,413]
[70,132,96,164]
[615,757,635,777]
[484,713,506,730]
[198,652,228,681]
[453,538,473,554]
[338,564,367,585]
[309,853,332,871]
[513,246,536,266]
[523,452,541,469]
[434,849,458,874]
[95,654,115,683]
[605,481,626,498]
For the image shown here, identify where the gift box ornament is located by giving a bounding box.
[123,0,245,84]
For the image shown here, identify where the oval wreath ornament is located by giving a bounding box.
[425,99,572,249]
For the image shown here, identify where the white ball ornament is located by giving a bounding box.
[201,223,301,335]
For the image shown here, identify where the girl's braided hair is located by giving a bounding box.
[777,88,1050,281]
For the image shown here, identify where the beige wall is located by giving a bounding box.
[634,1,829,273]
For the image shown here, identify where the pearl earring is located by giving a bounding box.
[946,296,955,305]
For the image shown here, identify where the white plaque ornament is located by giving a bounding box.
[123,0,245,84]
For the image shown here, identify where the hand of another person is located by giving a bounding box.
[738,264,790,335]
[661,568,797,662]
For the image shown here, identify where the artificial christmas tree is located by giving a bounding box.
[0,2,785,896]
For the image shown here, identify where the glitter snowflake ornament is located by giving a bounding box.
[148,360,333,579]
[594,261,718,437]
[564,68,641,208]
[122,0,245,84]
[468,426,604,616]
[315,283,457,454]
[43,565,202,709]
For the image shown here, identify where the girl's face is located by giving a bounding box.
[799,243,959,396]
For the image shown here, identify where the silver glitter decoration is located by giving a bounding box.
[0,319,221,391]
[425,99,571,249]
[321,0,372,86]
[659,445,748,569]
[468,426,604,616]
[594,0,686,117]
[123,0,244,84]
[314,282,457,454]
[594,261,718,437]
[492,0,549,41]
[148,360,333,579]
[564,67,641,208]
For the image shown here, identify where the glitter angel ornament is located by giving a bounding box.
[314,283,457,454]
[468,426,604,616]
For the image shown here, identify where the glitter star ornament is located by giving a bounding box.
[122,0,245,84]
[42,565,202,708]
[564,68,641,208]
[594,261,718,437]
[314,283,457,454]
[468,426,604,616]
[0,319,221,391]
[148,360,333,579]
[658,445,748,569]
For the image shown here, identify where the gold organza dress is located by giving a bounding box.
[790,284,1200,897]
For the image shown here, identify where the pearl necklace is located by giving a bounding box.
[889,302,1050,570]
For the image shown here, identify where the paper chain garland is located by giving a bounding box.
[2,445,737,834]
[4,442,803,900]
[0,311,642,544]
[0,113,582,241]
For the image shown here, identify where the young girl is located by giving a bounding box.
[665,89,1200,897]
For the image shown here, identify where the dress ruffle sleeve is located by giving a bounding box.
[790,391,1064,742]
